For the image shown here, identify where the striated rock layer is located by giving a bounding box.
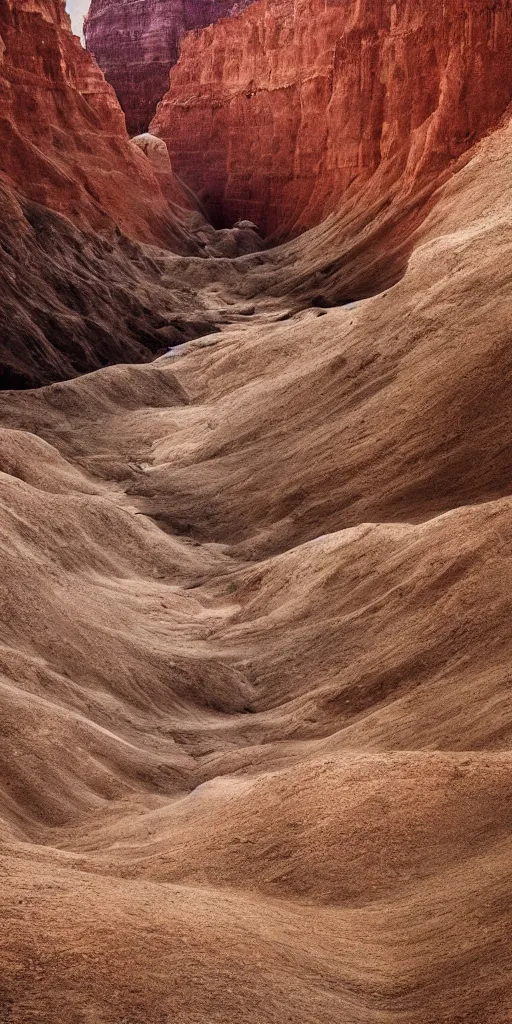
[84,0,254,136]
[0,0,265,385]
[152,0,512,234]
[0,0,197,245]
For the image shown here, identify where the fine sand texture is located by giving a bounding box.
[2,120,512,1023]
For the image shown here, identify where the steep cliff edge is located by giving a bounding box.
[0,0,194,246]
[151,0,512,235]
[0,0,265,385]
[84,0,254,135]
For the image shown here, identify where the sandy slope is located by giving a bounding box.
[1,122,512,1022]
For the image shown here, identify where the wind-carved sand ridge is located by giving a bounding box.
[1,111,512,1021]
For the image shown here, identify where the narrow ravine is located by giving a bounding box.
[3,0,512,1019]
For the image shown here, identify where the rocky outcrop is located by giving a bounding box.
[84,0,254,136]
[0,0,195,246]
[0,0,201,384]
[0,0,266,385]
[151,0,512,235]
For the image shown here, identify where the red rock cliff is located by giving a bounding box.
[0,0,190,244]
[0,0,249,387]
[151,0,512,235]
[84,0,254,136]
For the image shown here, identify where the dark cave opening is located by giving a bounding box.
[0,366,35,390]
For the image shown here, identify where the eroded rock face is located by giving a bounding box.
[151,0,512,235]
[84,0,254,136]
[0,0,192,246]
[0,0,264,385]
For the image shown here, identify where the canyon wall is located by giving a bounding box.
[0,0,263,386]
[151,0,512,234]
[84,0,254,135]
[0,0,193,246]
[0,0,200,385]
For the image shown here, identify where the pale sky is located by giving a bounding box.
[66,0,90,37]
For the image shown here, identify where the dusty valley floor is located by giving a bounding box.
[2,112,512,1022]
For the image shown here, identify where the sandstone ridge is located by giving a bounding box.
[0,0,264,385]
[151,0,512,235]
[84,0,255,134]
[0,0,197,245]
[2,113,512,1019]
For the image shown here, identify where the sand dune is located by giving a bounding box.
[1,105,512,1024]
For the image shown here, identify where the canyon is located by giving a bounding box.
[84,0,255,134]
[0,0,263,385]
[0,0,188,242]
[152,0,512,233]
[1,0,512,1021]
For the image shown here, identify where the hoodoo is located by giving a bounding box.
[151,0,512,235]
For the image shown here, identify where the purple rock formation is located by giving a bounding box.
[84,0,253,135]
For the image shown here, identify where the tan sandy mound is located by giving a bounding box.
[118,121,512,555]
[3,97,512,1024]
